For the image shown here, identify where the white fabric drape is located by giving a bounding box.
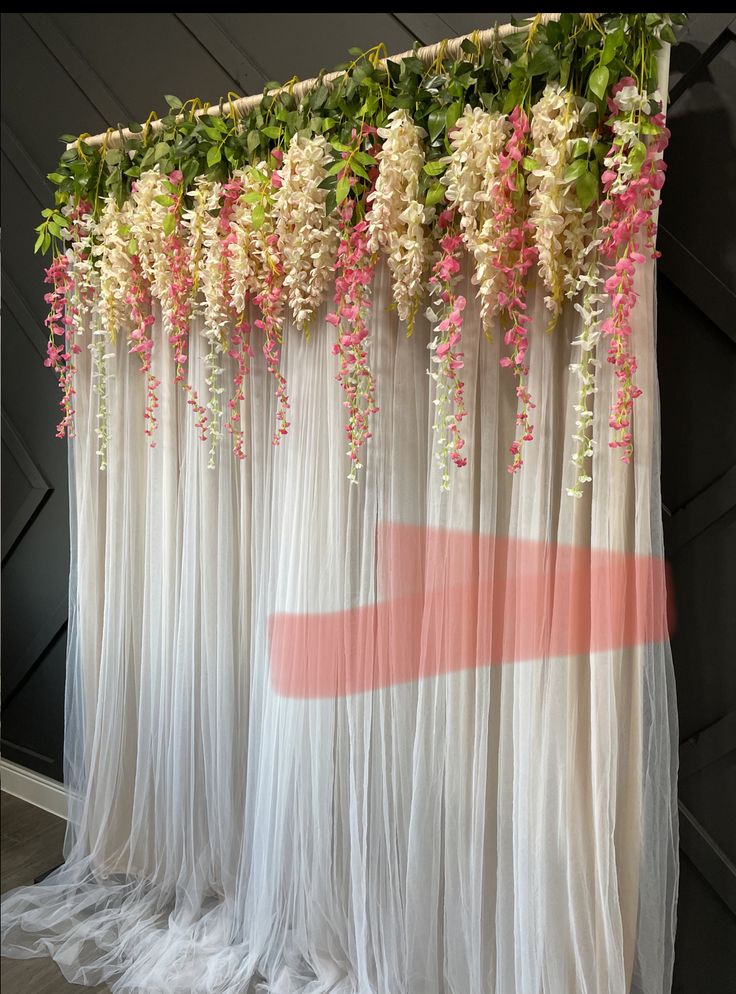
[1,254,678,994]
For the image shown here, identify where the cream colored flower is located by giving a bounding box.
[228,166,273,314]
[93,196,135,341]
[528,83,588,325]
[442,106,509,335]
[367,109,431,329]
[129,169,170,300]
[185,177,229,466]
[276,134,339,331]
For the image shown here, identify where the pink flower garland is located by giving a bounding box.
[226,315,254,460]
[600,79,670,462]
[160,170,209,443]
[427,209,467,486]
[43,253,79,439]
[492,107,539,474]
[43,201,94,439]
[327,199,378,481]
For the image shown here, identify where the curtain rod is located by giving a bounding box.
[70,14,563,150]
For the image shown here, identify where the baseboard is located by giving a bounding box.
[0,757,68,819]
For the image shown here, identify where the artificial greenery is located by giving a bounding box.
[35,12,684,255]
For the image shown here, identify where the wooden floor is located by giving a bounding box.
[1,791,111,993]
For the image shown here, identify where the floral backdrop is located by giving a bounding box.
[37,13,681,494]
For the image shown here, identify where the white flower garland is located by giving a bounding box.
[187,178,229,467]
[442,106,509,337]
[129,169,170,299]
[92,197,134,342]
[528,83,586,326]
[566,235,605,499]
[276,135,339,331]
[228,167,267,314]
[367,109,431,329]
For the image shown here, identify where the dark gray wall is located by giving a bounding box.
[1,13,735,991]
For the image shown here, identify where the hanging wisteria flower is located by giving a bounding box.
[599,77,669,462]
[566,247,606,498]
[426,209,467,489]
[66,203,112,466]
[442,106,509,338]
[190,176,232,465]
[327,199,378,482]
[485,107,539,473]
[528,83,589,328]
[227,162,290,446]
[43,252,77,439]
[129,169,170,297]
[93,197,135,343]
[276,134,339,331]
[367,109,431,331]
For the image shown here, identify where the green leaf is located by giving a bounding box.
[154,194,175,207]
[261,125,282,140]
[336,174,351,205]
[600,28,623,66]
[425,182,445,208]
[423,160,446,176]
[528,43,558,77]
[589,65,610,101]
[163,212,176,237]
[165,95,183,111]
[34,230,46,254]
[522,156,539,172]
[252,203,265,230]
[563,159,588,183]
[126,237,139,256]
[243,190,261,204]
[47,172,66,184]
[247,130,261,154]
[576,169,598,211]
[207,146,222,168]
[628,139,647,174]
[427,109,445,143]
[353,150,376,167]
[445,101,463,135]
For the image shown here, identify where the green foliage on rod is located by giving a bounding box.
[35,12,685,256]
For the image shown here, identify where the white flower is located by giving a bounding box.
[528,83,589,324]
[442,106,509,335]
[129,169,170,300]
[566,254,606,498]
[367,109,431,328]
[92,197,135,340]
[276,134,339,331]
[227,166,273,314]
[185,177,229,466]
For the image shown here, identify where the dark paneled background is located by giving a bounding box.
[1,13,734,992]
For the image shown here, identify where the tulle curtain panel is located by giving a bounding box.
[1,14,679,994]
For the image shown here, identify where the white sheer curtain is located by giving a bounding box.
[1,249,678,993]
